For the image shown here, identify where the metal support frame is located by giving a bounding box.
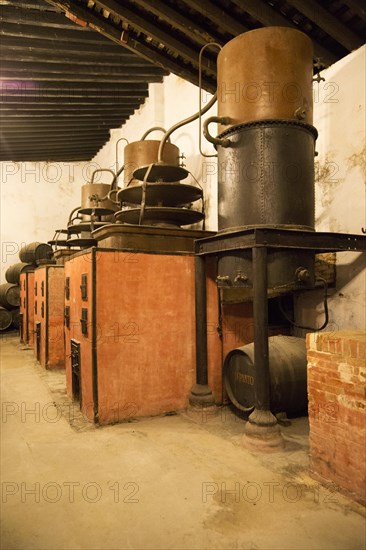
[244,245,283,447]
[252,247,271,411]
[194,227,366,446]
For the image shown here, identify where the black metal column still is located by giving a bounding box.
[189,255,216,408]
[243,246,283,448]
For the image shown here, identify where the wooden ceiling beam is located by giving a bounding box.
[45,0,216,91]
[1,128,110,136]
[0,60,168,76]
[1,98,145,105]
[0,35,137,55]
[285,0,364,51]
[0,106,135,113]
[344,0,366,22]
[230,0,338,66]
[0,120,124,128]
[133,0,222,46]
[1,82,148,92]
[183,0,249,36]
[0,22,114,43]
[0,51,159,67]
[0,71,165,83]
[0,5,91,30]
[93,0,216,76]
[0,157,94,161]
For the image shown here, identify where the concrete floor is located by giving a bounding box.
[1,333,365,550]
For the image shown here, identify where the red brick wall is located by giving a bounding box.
[307,330,366,505]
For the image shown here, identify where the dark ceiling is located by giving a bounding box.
[0,0,168,161]
[1,0,365,162]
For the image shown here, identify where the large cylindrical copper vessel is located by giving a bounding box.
[124,140,180,186]
[217,27,314,131]
[81,183,118,213]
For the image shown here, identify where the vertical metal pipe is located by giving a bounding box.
[195,255,208,386]
[252,246,270,410]
[91,247,99,422]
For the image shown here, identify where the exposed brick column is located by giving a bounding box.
[307,330,366,505]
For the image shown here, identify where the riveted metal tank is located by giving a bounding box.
[218,119,317,232]
[124,140,180,186]
[216,119,317,297]
[217,27,314,131]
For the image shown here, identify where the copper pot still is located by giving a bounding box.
[217,27,314,132]
[81,183,118,212]
[123,140,180,187]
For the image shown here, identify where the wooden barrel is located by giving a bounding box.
[19,242,53,265]
[223,336,308,415]
[0,307,12,331]
[11,308,20,329]
[0,283,20,308]
[5,262,33,284]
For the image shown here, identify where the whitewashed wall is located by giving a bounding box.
[295,45,366,332]
[0,161,91,280]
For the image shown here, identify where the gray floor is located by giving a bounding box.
[1,333,365,550]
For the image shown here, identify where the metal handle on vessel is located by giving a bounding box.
[203,117,232,148]
[90,168,116,185]
[90,168,118,201]
[107,188,119,205]
[115,138,129,182]
[68,205,81,224]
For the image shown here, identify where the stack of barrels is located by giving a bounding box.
[0,242,53,332]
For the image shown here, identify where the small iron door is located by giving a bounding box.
[71,340,81,405]
[35,322,41,361]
